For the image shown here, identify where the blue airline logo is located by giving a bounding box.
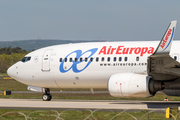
[59,48,98,73]
[161,27,174,51]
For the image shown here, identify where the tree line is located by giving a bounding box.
[0,47,29,73]
[0,47,28,55]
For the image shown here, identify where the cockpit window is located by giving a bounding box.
[21,57,31,62]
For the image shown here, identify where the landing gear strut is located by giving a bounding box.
[42,88,52,101]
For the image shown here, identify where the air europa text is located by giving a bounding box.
[160,29,172,49]
[98,46,154,56]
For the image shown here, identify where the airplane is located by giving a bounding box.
[7,20,180,101]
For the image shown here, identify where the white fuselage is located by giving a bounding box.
[7,41,180,89]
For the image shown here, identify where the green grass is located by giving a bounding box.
[0,109,177,120]
[0,79,27,91]
[0,73,8,76]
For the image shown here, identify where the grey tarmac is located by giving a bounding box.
[0,99,179,110]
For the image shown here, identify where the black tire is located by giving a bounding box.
[49,94,52,101]
[42,93,51,101]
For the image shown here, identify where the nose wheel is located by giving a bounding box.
[42,88,52,101]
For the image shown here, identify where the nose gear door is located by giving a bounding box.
[42,49,52,71]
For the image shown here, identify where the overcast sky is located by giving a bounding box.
[0,1,180,41]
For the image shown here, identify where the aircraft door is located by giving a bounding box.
[42,49,52,71]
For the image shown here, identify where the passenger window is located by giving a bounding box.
[64,58,67,62]
[125,57,128,61]
[85,57,88,62]
[174,56,177,60]
[80,57,83,62]
[119,57,122,61]
[69,58,72,62]
[60,58,62,62]
[107,57,110,62]
[136,57,139,61]
[90,57,93,62]
[75,58,77,62]
[114,57,116,62]
[102,57,104,62]
[21,57,31,63]
[96,57,99,62]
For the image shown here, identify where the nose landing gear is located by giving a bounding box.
[42,88,52,101]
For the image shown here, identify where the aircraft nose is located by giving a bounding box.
[7,65,16,78]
